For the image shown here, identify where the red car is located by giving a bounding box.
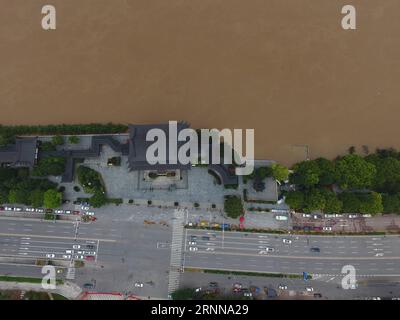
[85,256,95,261]
[0,206,4,211]
[73,210,80,215]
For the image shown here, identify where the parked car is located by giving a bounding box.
[310,247,320,253]
[306,287,314,292]
[209,282,219,288]
[314,293,322,298]
[201,236,210,241]
[362,214,372,218]
[46,253,55,258]
[190,236,197,241]
[45,209,53,213]
[275,215,288,221]
[73,210,80,215]
[134,282,144,288]
[86,245,95,249]
[313,214,322,219]
[206,247,215,251]
[282,239,292,244]
[74,255,84,260]
[324,214,336,218]
[13,207,22,212]
[66,250,73,254]
[64,210,72,214]
[348,214,359,219]
[0,206,4,211]
[86,211,95,216]
[35,208,44,213]
[5,207,13,211]
[188,241,196,245]
[73,245,81,249]
[335,214,343,218]
[85,256,95,261]
[81,206,90,211]
[54,209,64,214]
[189,247,198,252]
[83,283,93,289]
[26,207,35,212]
[84,251,96,256]
[62,254,71,259]
[323,226,332,231]
[278,285,288,290]
[302,214,311,218]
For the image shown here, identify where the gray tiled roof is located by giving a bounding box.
[0,137,38,168]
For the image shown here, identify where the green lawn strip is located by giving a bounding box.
[187,268,311,279]
[0,275,63,285]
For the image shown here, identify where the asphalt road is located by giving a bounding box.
[183,229,400,276]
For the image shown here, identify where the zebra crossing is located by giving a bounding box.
[167,209,186,295]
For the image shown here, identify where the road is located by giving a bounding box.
[183,229,400,277]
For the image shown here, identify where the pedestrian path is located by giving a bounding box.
[167,209,185,295]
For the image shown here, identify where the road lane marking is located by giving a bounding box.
[0,232,116,243]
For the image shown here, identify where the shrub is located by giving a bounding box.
[51,135,64,146]
[73,186,81,192]
[224,196,244,219]
[68,136,80,144]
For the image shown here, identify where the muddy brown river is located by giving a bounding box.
[1,0,399,165]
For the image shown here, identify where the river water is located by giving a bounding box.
[1,0,399,165]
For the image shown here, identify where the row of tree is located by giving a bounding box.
[286,149,400,214]
[0,167,62,208]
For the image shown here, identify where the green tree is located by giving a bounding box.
[382,193,400,214]
[29,189,44,208]
[271,163,289,182]
[32,157,66,176]
[358,192,383,215]
[334,154,376,189]
[51,135,64,145]
[90,191,108,208]
[323,191,343,213]
[303,189,326,213]
[339,192,361,213]
[290,161,320,187]
[43,189,62,209]
[68,136,80,144]
[8,188,30,204]
[367,157,400,194]
[285,191,304,210]
[314,158,336,185]
[224,196,244,219]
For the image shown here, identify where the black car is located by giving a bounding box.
[310,247,320,253]
[209,282,218,288]
[83,283,94,289]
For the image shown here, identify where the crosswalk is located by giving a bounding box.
[66,261,76,280]
[167,209,186,295]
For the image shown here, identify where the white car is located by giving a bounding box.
[375,253,384,257]
[188,241,196,245]
[65,210,72,214]
[265,247,275,252]
[62,254,71,259]
[278,285,288,290]
[323,226,332,231]
[46,253,55,258]
[26,207,35,212]
[362,214,372,218]
[282,239,292,244]
[275,215,288,221]
[206,247,215,251]
[13,207,22,212]
[335,214,343,218]
[324,214,335,218]
[36,208,45,213]
[348,214,359,219]
[306,287,314,292]
[243,292,252,297]
[134,282,144,288]
[84,251,96,256]
[302,214,311,218]
[74,255,84,260]
[55,209,64,214]
[189,247,198,252]
[73,245,81,249]
[77,251,83,254]
[81,206,90,211]
[86,211,95,216]
[66,250,73,254]
[5,207,13,211]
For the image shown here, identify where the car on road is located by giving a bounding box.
[265,247,275,252]
[46,253,55,258]
[73,245,81,249]
[62,254,71,259]
[195,287,202,292]
[375,253,384,257]
[306,287,314,292]
[189,247,198,252]
[188,241,196,245]
[77,251,83,254]
[259,247,275,254]
[83,283,94,289]
[209,282,218,288]
[74,255,84,260]
[310,247,320,253]
[206,247,215,251]
[282,239,292,244]
[134,282,144,288]
[66,250,73,254]
[86,244,95,249]
[278,285,288,290]
[190,236,197,241]
[348,214,359,219]
[302,214,311,218]
[323,226,332,231]
[314,293,322,298]
[201,236,210,241]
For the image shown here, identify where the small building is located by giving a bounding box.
[0,137,38,168]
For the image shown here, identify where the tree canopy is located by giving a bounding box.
[334,154,376,189]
